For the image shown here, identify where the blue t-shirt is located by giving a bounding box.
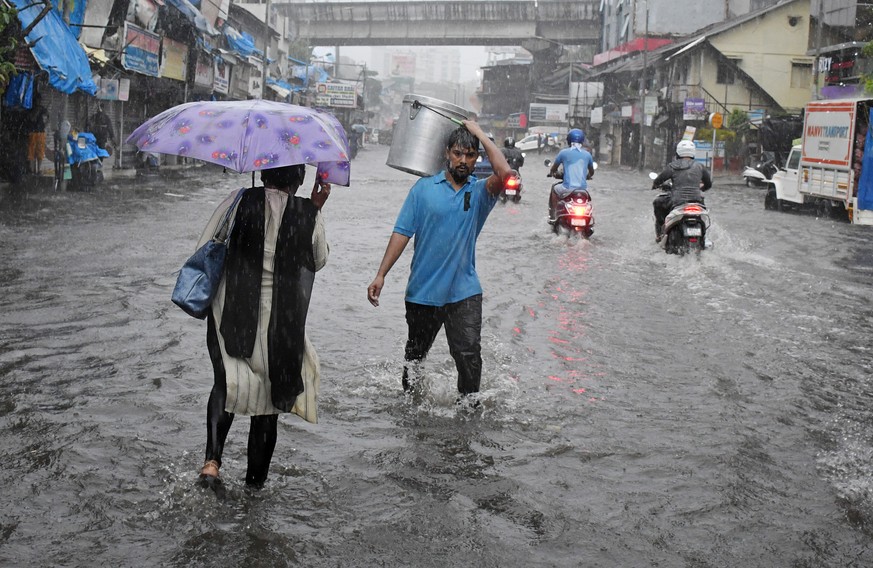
[393,171,497,306]
[554,146,594,194]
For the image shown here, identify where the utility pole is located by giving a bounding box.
[813,0,823,100]
[261,0,272,99]
[637,0,648,170]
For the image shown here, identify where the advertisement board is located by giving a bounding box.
[121,22,160,77]
[213,58,230,94]
[194,52,214,88]
[801,100,855,169]
[161,37,189,82]
[683,97,707,120]
[389,54,416,77]
[528,103,567,122]
[315,82,357,108]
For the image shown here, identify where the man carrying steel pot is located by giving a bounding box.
[367,120,513,406]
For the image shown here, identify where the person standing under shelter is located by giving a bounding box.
[197,164,331,491]
[90,103,117,159]
[26,98,48,175]
[366,121,513,405]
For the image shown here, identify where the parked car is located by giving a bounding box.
[516,134,541,152]
[516,134,559,153]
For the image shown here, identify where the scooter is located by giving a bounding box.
[649,173,711,255]
[545,160,595,237]
[742,155,778,187]
[501,170,522,203]
[67,132,108,192]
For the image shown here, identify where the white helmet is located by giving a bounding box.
[676,140,696,158]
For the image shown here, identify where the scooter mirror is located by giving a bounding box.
[592,162,598,170]
[648,172,658,180]
[543,159,552,167]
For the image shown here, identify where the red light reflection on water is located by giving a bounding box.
[540,248,605,401]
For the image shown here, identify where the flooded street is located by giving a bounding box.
[2,144,873,566]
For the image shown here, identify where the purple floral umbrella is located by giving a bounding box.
[126,99,351,186]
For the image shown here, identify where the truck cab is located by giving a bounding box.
[765,144,802,210]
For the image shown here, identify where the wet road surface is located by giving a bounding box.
[1,145,873,566]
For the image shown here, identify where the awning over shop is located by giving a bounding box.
[9,0,96,95]
[267,83,291,98]
[265,78,301,98]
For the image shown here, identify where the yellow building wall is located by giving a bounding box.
[708,0,812,112]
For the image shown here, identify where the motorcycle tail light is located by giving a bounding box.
[683,204,704,214]
[568,203,591,216]
[505,177,520,189]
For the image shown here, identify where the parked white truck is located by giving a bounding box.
[765,98,873,224]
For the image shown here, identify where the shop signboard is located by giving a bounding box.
[528,103,567,122]
[161,37,189,82]
[315,82,357,108]
[121,22,160,77]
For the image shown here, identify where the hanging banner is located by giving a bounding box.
[161,37,189,82]
[118,78,130,101]
[683,97,707,120]
[121,22,160,77]
[213,58,230,94]
[194,51,214,88]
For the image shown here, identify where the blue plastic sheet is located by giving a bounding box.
[9,0,96,95]
[2,73,34,109]
[67,132,109,165]
[224,26,263,59]
[857,109,873,211]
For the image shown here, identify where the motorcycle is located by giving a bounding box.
[649,172,711,255]
[545,159,595,237]
[66,131,108,192]
[501,170,522,203]
[742,153,778,187]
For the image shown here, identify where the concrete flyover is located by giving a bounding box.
[272,1,601,47]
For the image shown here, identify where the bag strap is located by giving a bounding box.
[213,188,247,243]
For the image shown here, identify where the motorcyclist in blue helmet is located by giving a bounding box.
[547,128,595,220]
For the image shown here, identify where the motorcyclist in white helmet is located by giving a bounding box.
[651,140,712,242]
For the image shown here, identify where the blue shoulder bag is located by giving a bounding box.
[171,188,246,319]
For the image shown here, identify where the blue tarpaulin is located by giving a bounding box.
[224,26,263,59]
[9,0,96,95]
[857,108,873,211]
[3,72,34,109]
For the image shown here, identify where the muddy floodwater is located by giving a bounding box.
[2,145,873,567]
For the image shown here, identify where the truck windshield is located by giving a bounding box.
[787,150,801,170]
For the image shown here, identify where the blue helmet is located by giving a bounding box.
[567,128,585,144]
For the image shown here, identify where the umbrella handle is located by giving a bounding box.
[410,100,464,127]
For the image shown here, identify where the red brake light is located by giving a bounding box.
[569,204,591,216]
[505,177,520,189]
[683,204,704,213]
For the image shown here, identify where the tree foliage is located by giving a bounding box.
[0,2,18,92]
